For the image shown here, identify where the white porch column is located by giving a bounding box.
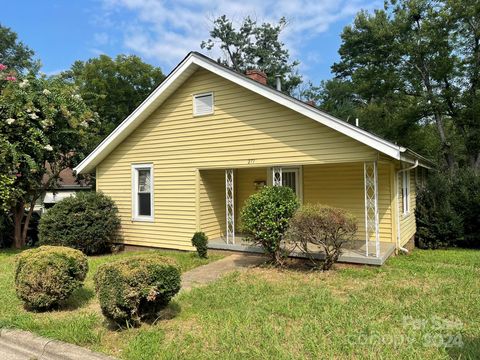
[364,161,380,257]
[225,169,235,244]
[272,166,282,186]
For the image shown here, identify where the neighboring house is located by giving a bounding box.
[74,52,433,265]
[37,167,91,213]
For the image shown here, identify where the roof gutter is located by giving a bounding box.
[400,149,435,169]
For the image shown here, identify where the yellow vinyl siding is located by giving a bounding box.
[303,162,394,242]
[96,69,383,249]
[198,167,269,239]
[199,169,225,240]
[398,169,416,246]
[236,167,268,220]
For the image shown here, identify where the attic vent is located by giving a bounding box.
[193,92,214,116]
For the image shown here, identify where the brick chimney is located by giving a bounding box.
[305,100,316,107]
[245,69,267,85]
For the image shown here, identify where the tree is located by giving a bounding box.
[201,15,302,94]
[0,66,97,248]
[0,24,37,74]
[62,54,164,146]
[316,0,480,171]
[300,79,360,123]
[445,0,480,170]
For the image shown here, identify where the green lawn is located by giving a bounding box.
[1,248,479,359]
[0,249,222,350]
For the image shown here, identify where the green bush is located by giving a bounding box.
[241,186,299,265]
[38,191,121,255]
[0,213,13,248]
[191,232,208,258]
[15,246,88,310]
[287,204,357,270]
[416,169,480,249]
[94,254,181,327]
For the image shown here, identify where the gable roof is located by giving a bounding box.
[74,52,434,174]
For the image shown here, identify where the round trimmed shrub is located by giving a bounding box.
[94,254,181,327]
[38,191,121,255]
[241,186,299,265]
[15,246,88,310]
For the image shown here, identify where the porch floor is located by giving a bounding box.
[208,236,396,266]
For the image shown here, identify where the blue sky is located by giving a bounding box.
[2,0,382,83]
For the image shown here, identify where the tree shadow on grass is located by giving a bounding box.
[447,336,480,359]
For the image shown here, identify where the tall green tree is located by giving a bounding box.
[201,15,302,94]
[0,24,37,74]
[0,68,98,248]
[315,0,480,171]
[62,54,164,145]
[445,0,480,170]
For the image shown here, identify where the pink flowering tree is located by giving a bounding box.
[0,64,98,248]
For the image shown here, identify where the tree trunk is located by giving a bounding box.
[471,152,480,174]
[433,111,456,171]
[415,57,456,170]
[13,202,25,249]
[21,198,36,245]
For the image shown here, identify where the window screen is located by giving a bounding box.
[402,170,410,214]
[282,170,297,195]
[137,168,151,217]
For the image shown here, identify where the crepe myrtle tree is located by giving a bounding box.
[0,64,97,248]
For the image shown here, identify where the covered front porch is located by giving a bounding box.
[199,161,396,266]
[208,236,395,266]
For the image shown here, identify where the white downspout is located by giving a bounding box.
[395,160,419,253]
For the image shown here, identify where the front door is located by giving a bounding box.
[281,168,299,197]
[271,167,303,202]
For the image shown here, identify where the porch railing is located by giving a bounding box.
[364,161,380,257]
[225,169,235,244]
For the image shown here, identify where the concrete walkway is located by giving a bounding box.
[181,253,265,291]
[0,329,116,360]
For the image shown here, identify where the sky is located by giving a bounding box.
[2,0,382,83]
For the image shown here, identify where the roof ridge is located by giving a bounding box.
[74,52,434,174]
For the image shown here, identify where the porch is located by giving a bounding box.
[208,236,395,266]
[199,161,397,266]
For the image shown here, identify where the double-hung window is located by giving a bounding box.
[401,170,410,215]
[132,164,154,221]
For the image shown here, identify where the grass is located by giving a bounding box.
[1,248,479,359]
[0,248,222,351]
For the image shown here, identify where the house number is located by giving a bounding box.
[248,159,256,164]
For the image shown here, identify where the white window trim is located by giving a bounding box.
[131,163,154,222]
[192,92,214,116]
[402,170,410,215]
[268,166,303,203]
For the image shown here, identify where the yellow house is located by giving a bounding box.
[74,52,433,265]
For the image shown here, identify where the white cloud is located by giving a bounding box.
[44,68,65,76]
[93,32,110,46]
[99,0,380,72]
